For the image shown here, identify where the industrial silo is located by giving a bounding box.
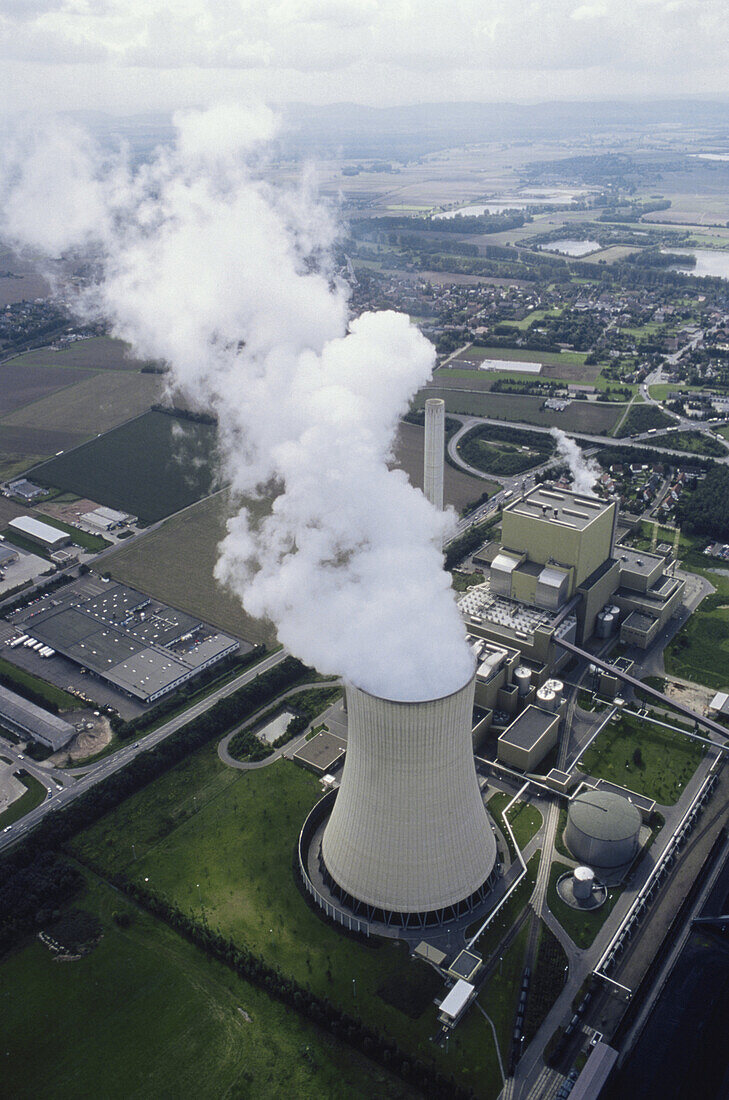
[321,670,497,918]
[536,685,556,712]
[572,865,595,901]
[514,666,532,696]
[565,791,641,868]
[545,679,564,707]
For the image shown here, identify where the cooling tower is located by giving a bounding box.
[321,670,497,916]
[424,398,445,513]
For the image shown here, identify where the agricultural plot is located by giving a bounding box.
[454,344,589,370]
[11,335,156,372]
[103,490,275,645]
[0,361,95,417]
[415,387,623,434]
[32,410,217,525]
[3,371,160,436]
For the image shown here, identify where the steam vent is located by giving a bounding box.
[319,671,497,925]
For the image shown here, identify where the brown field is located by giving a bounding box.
[0,424,87,456]
[0,361,95,416]
[392,422,496,509]
[12,336,153,372]
[540,360,602,382]
[103,490,276,646]
[0,497,28,525]
[3,371,160,435]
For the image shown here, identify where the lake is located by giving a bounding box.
[665,248,729,280]
[542,239,601,257]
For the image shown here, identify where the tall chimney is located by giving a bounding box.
[423,398,445,514]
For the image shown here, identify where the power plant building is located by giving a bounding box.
[319,671,498,924]
[497,705,560,772]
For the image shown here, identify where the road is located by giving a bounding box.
[0,647,287,852]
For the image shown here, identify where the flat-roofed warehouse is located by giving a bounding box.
[24,580,241,704]
[497,704,560,771]
[0,683,75,750]
[8,515,70,551]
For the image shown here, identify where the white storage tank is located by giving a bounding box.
[545,679,564,706]
[514,666,532,696]
[565,791,641,869]
[608,605,621,619]
[536,685,556,712]
[572,865,595,901]
[595,612,610,639]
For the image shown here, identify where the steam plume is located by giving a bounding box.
[550,428,600,495]
[0,106,473,701]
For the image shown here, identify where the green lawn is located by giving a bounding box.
[69,748,504,1097]
[456,345,588,368]
[546,861,623,949]
[509,308,564,331]
[415,388,623,434]
[488,791,543,852]
[666,571,729,690]
[578,713,703,804]
[479,921,529,1063]
[0,875,411,1100]
[0,771,46,827]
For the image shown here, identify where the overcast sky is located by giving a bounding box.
[1,0,728,115]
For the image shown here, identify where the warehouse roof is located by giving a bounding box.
[569,791,641,842]
[9,515,69,547]
[0,683,75,750]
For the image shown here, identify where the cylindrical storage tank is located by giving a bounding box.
[603,612,616,635]
[536,686,556,712]
[423,398,445,514]
[545,679,564,705]
[596,612,610,639]
[514,666,532,696]
[608,605,620,619]
[565,791,641,869]
[572,866,595,901]
[322,671,497,915]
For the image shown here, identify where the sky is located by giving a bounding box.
[1,0,728,115]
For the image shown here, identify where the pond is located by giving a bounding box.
[664,248,729,279]
[542,239,601,257]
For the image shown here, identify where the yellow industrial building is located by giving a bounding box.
[460,484,684,772]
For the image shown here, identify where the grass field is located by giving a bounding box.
[415,387,623,433]
[666,571,729,690]
[454,345,589,369]
[480,921,529,1064]
[0,875,413,1100]
[579,713,703,804]
[0,771,45,827]
[488,792,543,852]
[69,749,504,1097]
[32,410,217,525]
[649,430,727,457]
[103,489,275,644]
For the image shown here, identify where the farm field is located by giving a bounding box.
[0,245,50,306]
[103,489,275,644]
[394,421,496,508]
[414,387,623,433]
[0,876,411,1100]
[7,336,156,372]
[454,344,590,370]
[32,410,217,525]
[3,371,161,436]
[0,361,96,417]
[69,750,504,1098]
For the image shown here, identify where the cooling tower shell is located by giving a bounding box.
[321,671,496,915]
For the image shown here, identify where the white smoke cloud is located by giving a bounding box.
[550,428,601,495]
[0,104,474,701]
